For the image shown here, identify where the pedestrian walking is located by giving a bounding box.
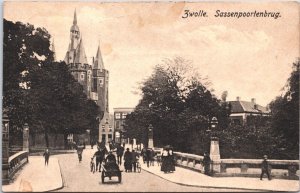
[116,144,125,165]
[260,155,272,180]
[203,152,211,175]
[132,149,139,172]
[150,149,155,166]
[43,149,50,166]
[124,148,132,172]
[161,148,169,173]
[90,157,95,173]
[93,146,107,172]
[141,148,147,164]
[146,148,152,167]
[76,143,84,163]
[168,149,175,172]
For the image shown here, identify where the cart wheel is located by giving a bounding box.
[101,172,105,183]
[118,173,122,183]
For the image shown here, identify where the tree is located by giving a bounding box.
[269,60,299,159]
[4,19,101,148]
[125,57,230,153]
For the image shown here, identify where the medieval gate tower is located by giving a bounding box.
[63,10,111,143]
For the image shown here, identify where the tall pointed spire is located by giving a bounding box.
[73,9,77,25]
[94,41,104,70]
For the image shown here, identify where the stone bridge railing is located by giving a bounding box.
[173,152,299,180]
[174,152,205,172]
[8,151,29,179]
[218,159,299,179]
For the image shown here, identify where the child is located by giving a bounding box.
[90,157,95,173]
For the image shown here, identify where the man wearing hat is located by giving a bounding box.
[260,155,271,180]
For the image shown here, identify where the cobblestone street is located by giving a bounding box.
[54,147,252,192]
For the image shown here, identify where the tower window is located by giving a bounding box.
[80,74,85,80]
[99,78,104,87]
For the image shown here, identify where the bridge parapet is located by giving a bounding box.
[174,152,204,172]
[218,159,299,179]
[9,151,29,180]
[173,152,299,179]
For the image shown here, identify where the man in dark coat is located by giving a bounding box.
[203,152,211,175]
[146,148,152,168]
[116,144,125,165]
[43,149,50,166]
[124,148,132,172]
[260,155,271,180]
[76,143,84,163]
[93,147,107,172]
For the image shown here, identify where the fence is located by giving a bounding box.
[8,151,29,179]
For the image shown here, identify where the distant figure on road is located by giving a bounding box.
[93,146,107,172]
[116,144,125,165]
[141,148,147,164]
[161,148,169,173]
[43,149,50,166]
[124,148,132,172]
[203,152,211,175]
[146,148,152,167]
[168,149,175,172]
[132,149,139,172]
[260,155,271,180]
[76,143,84,163]
[90,157,95,173]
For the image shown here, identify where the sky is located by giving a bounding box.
[3,2,299,113]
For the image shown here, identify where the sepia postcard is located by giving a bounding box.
[2,1,299,192]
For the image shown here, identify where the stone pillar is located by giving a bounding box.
[23,123,29,152]
[2,111,10,185]
[210,137,220,173]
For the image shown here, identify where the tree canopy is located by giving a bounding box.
[125,57,230,153]
[268,59,299,159]
[3,19,101,147]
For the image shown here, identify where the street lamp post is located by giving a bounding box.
[148,124,154,149]
[209,117,221,174]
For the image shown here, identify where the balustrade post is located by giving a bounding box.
[210,137,221,173]
[23,123,30,152]
[2,110,10,184]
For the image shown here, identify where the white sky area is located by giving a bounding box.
[4,2,299,112]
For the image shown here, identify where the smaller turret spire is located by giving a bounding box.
[73,9,77,25]
[94,41,105,70]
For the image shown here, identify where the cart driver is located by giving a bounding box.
[105,151,119,171]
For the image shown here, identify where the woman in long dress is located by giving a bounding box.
[168,149,175,172]
[160,148,169,173]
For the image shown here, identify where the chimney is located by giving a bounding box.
[236,96,240,101]
[251,98,256,104]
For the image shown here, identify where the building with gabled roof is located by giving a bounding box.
[228,97,270,125]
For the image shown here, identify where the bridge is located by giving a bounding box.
[2,145,299,192]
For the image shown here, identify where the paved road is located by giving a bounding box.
[53,147,255,192]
